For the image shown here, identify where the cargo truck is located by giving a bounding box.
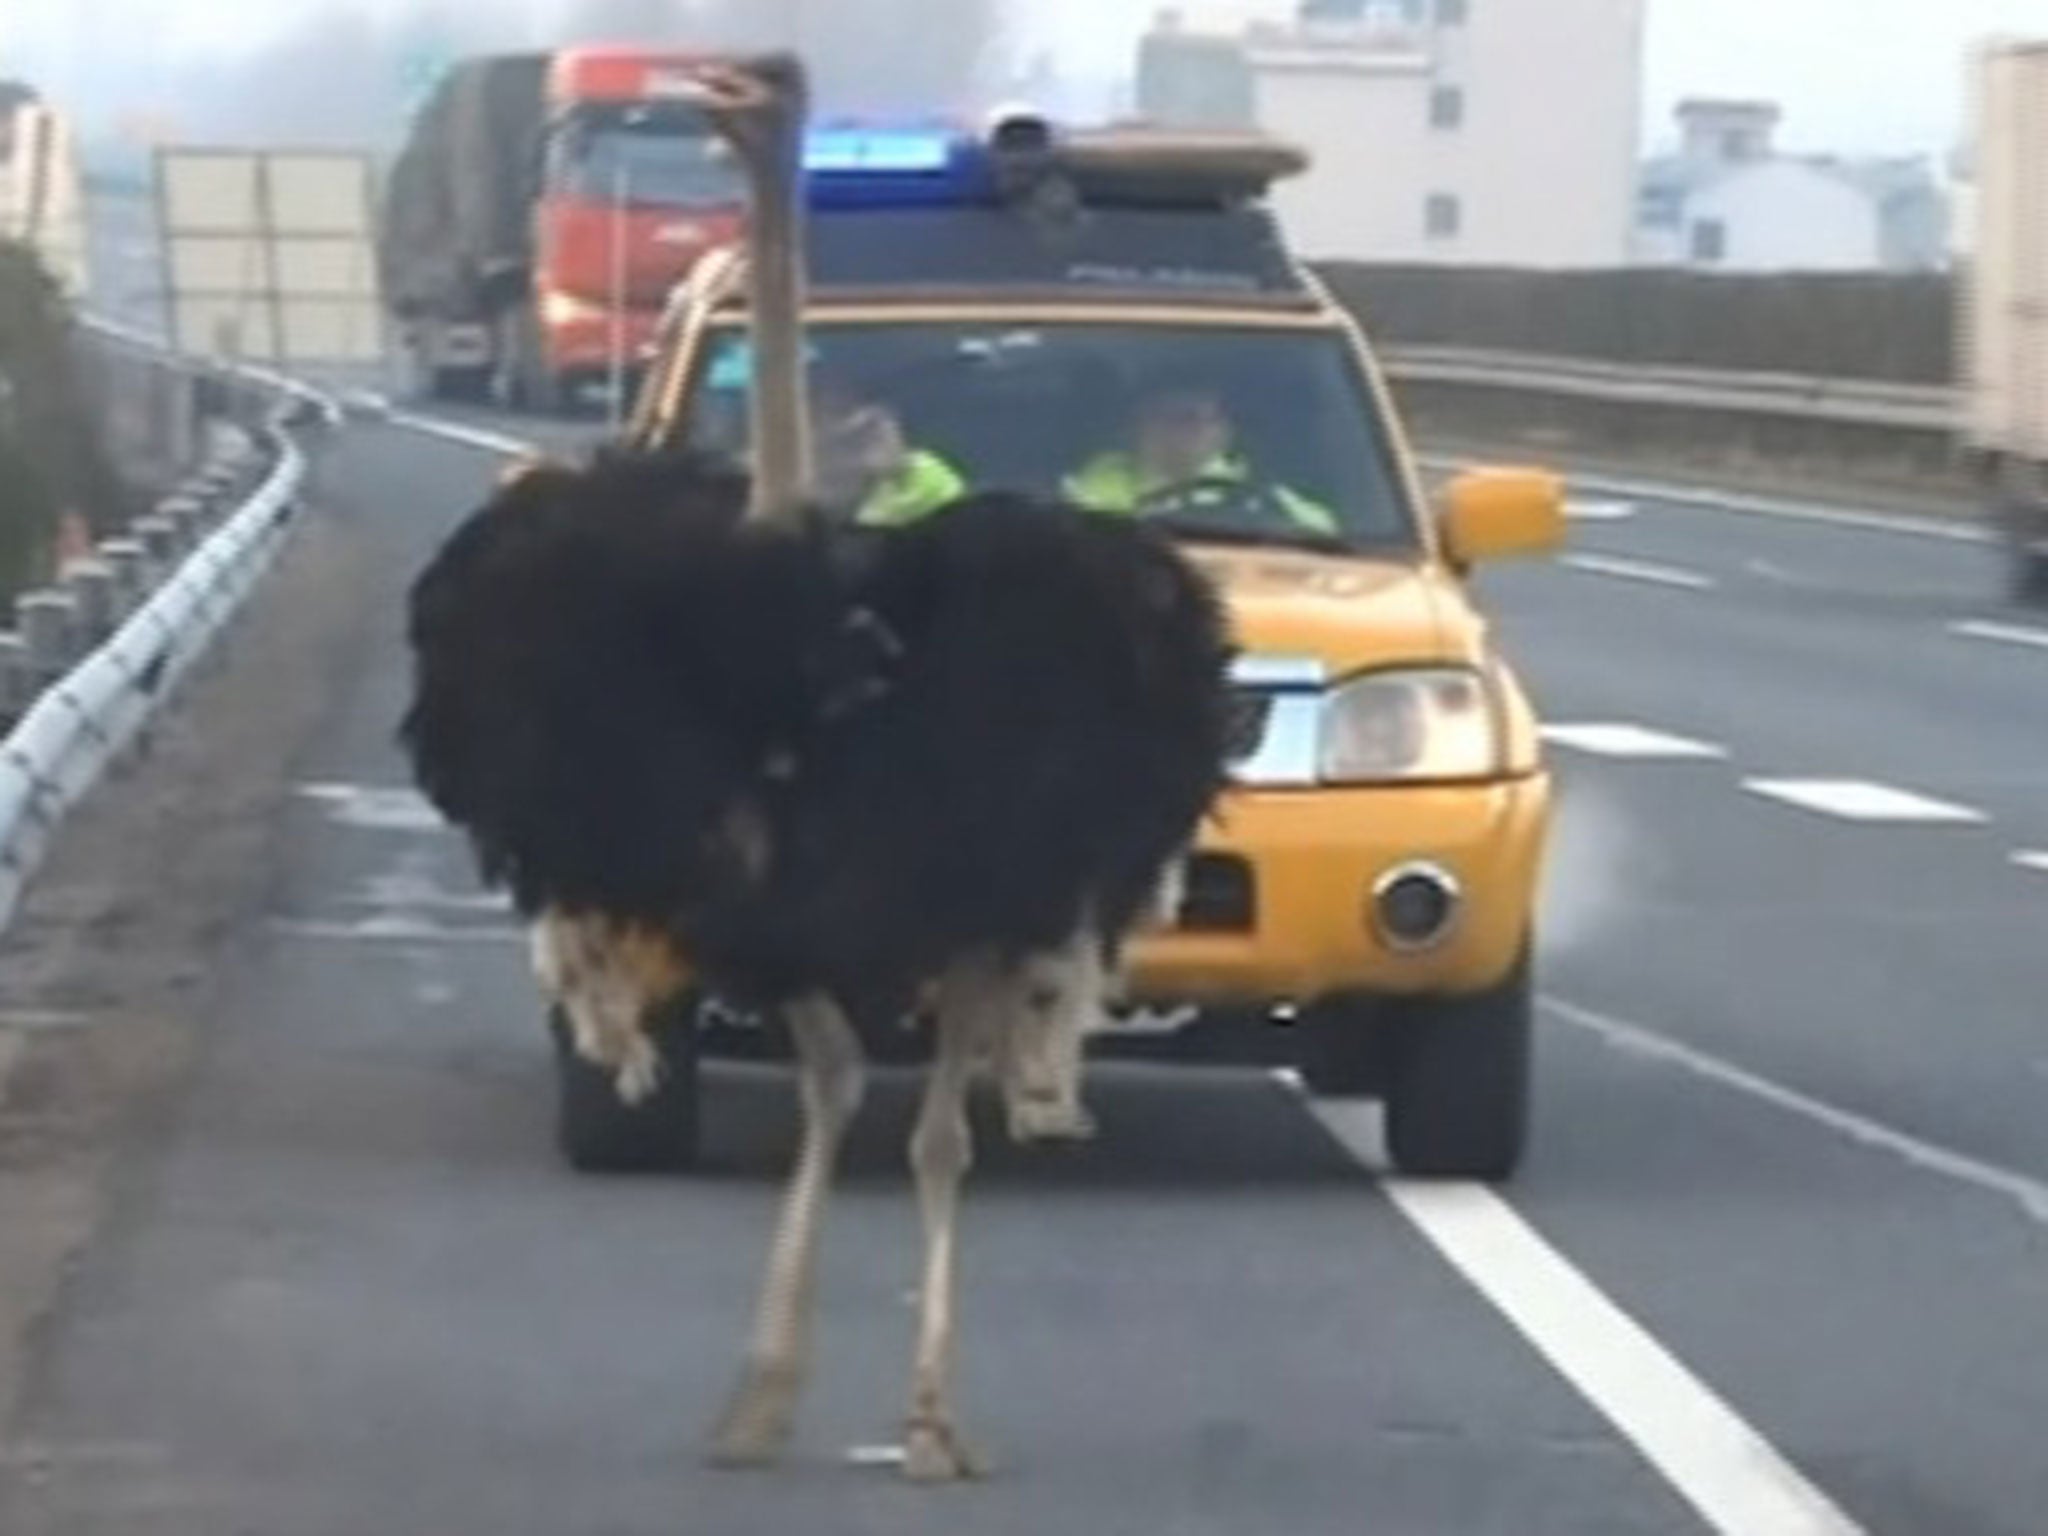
[1963,38,2048,604]
[377,47,745,413]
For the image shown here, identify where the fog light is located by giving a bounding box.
[1372,862,1461,952]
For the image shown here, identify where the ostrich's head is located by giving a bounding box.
[677,53,815,528]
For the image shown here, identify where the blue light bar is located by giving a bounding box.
[803,128,955,174]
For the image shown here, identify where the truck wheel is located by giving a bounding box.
[1382,949,1533,1182]
[495,307,567,416]
[429,364,490,404]
[550,996,702,1174]
[2009,546,2048,606]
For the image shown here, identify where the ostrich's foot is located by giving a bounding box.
[706,1360,801,1468]
[1004,1087,1097,1144]
[903,1413,990,1483]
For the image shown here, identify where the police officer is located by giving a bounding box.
[813,374,966,527]
[1064,376,1337,536]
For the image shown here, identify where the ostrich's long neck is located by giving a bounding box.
[742,104,812,526]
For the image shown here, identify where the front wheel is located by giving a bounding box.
[550,996,702,1174]
[1381,949,1533,1182]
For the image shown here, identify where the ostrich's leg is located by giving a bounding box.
[709,992,865,1466]
[999,929,1104,1144]
[902,966,993,1482]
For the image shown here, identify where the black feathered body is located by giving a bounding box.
[401,449,1235,1017]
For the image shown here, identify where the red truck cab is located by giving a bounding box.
[510,48,747,411]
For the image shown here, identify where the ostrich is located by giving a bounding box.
[401,55,1235,1481]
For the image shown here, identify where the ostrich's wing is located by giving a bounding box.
[399,450,830,923]
[749,494,1238,990]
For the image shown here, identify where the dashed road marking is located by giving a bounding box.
[2012,851,2048,874]
[1545,996,2048,1229]
[1309,1096,1867,1536]
[1741,778,1987,824]
[1560,553,1715,591]
[385,411,539,459]
[296,783,444,834]
[1950,619,2048,653]
[1566,498,1638,522]
[1541,723,1728,760]
[270,916,524,946]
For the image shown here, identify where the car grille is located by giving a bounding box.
[1178,852,1255,933]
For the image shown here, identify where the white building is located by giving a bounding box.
[1136,0,1646,268]
[1634,100,1948,273]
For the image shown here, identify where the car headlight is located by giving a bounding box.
[538,289,611,327]
[1318,667,1499,783]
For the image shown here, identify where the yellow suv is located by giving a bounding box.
[608,123,1563,1180]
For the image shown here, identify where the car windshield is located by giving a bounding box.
[681,319,1419,551]
[549,108,743,211]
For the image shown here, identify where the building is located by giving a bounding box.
[1135,0,1646,268]
[1635,100,1949,272]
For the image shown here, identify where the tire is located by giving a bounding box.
[551,996,702,1174]
[1994,468,2048,607]
[1297,994,1390,1097]
[1382,948,1533,1182]
[2009,546,2048,607]
[494,306,564,416]
[433,364,491,404]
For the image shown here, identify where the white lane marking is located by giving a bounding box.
[1418,454,1987,547]
[1310,1097,1866,1536]
[1741,778,1987,824]
[1567,498,1637,522]
[1560,553,1715,591]
[1950,619,2048,653]
[1545,997,2048,1229]
[1541,723,1728,760]
[845,1444,909,1468]
[270,917,525,947]
[2012,851,2048,874]
[385,411,538,459]
[296,783,444,834]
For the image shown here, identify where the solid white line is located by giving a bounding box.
[1741,778,1987,824]
[1310,1099,1865,1536]
[1544,996,2048,1229]
[1417,453,1988,547]
[270,918,525,947]
[385,411,539,459]
[1560,553,1715,591]
[1950,619,2048,653]
[1566,498,1638,522]
[1541,723,1728,760]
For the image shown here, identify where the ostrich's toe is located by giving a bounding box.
[903,1415,990,1483]
[1006,1089,1097,1144]
[706,1361,801,1468]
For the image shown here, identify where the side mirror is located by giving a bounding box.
[1438,467,1566,567]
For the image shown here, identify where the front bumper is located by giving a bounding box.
[1130,772,1550,1006]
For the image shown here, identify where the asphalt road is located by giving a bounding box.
[0,419,2043,1534]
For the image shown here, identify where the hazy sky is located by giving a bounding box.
[2,0,2043,156]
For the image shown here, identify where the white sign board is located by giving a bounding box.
[156,148,385,367]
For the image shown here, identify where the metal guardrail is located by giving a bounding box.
[1377,345,1956,434]
[0,323,339,934]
